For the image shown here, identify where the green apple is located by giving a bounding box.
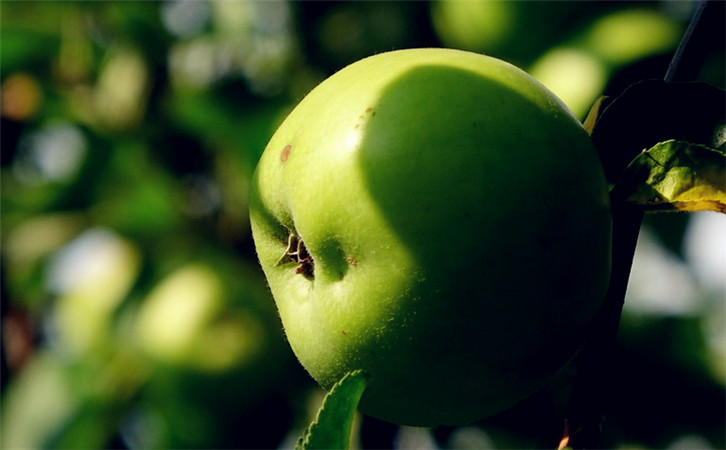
[249,48,611,427]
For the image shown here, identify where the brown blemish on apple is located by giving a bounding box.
[354,108,375,130]
[275,232,314,279]
[281,144,292,162]
[341,330,348,336]
[346,256,358,266]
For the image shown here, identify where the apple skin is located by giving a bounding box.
[249,48,611,427]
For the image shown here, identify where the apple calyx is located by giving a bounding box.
[275,231,314,279]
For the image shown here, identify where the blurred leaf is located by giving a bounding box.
[90,140,182,237]
[583,8,681,66]
[1,123,113,220]
[92,45,151,131]
[529,6,682,118]
[12,350,152,450]
[135,263,266,372]
[431,0,516,55]
[615,314,726,448]
[529,47,608,118]
[44,404,120,450]
[296,370,369,450]
[1,352,78,449]
[431,1,617,69]
[614,140,725,213]
[164,89,284,164]
[302,2,429,72]
[2,213,87,308]
[51,228,141,357]
[1,73,44,121]
[0,29,58,74]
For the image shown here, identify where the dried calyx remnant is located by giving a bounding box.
[276,232,314,278]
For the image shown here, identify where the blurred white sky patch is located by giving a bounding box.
[46,228,134,296]
[666,433,715,450]
[625,226,700,316]
[685,212,726,384]
[446,426,496,449]
[625,212,725,316]
[161,0,211,38]
[625,212,726,384]
[393,426,437,450]
[684,212,726,295]
[13,122,87,185]
[166,0,295,94]
[44,228,141,356]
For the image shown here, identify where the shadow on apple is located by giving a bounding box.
[351,64,611,424]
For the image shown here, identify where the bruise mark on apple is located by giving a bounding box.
[281,144,292,162]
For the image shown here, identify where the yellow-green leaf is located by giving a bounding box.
[613,140,725,213]
[583,95,609,136]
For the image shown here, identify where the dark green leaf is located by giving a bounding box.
[296,370,370,450]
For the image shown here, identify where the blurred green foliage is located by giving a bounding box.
[1,1,723,449]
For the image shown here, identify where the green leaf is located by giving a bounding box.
[296,370,370,450]
[613,140,726,213]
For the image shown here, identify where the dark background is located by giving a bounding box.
[2,1,724,448]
